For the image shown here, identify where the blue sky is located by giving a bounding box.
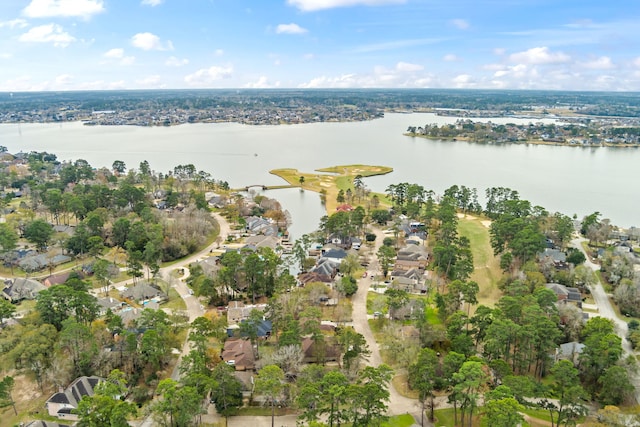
[0,0,639,91]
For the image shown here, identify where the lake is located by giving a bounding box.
[1,113,638,238]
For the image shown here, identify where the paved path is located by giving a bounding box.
[350,227,421,420]
[570,237,640,403]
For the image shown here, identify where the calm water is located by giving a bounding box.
[1,113,638,236]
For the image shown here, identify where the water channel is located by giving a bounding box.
[1,113,638,238]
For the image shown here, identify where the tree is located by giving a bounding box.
[24,218,54,251]
[151,379,203,427]
[0,298,16,325]
[0,223,18,272]
[75,369,137,427]
[598,365,634,406]
[347,364,393,426]
[0,376,17,415]
[452,361,488,427]
[483,396,524,427]
[409,348,438,425]
[377,245,396,278]
[254,365,285,427]
[210,363,243,418]
[540,360,588,427]
[112,160,127,174]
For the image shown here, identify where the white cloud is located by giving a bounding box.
[141,0,163,6]
[493,48,506,56]
[165,56,189,67]
[184,65,233,87]
[443,54,461,62]
[18,24,75,47]
[131,32,173,51]
[303,53,315,60]
[0,19,29,29]
[0,53,13,59]
[396,61,423,72]
[633,57,640,68]
[276,23,308,34]
[452,74,475,88]
[450,19,469,30]
[103,48,135,65]
[287,0,405,11]
[509,47,570,65]
[22,0,104,19]
[136,75,164,87]
[215,49,224,56]
[244,76,281,88]
[104,48,124,58]
[580,56,614,70]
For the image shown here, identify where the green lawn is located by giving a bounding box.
[457,216,502,308]
[162,287,187,311]
[381,414,416,427]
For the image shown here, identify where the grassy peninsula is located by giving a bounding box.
[270,164,393,213]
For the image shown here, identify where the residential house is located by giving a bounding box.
[120,282,168,304]
[221,337,255,371]
[96,297,126,315]
[539,248,569,269]
[301,336,341,364]
[395,245,429,271]
[244,235,281,252]
[43,271,72,287]
[2,278,46,302]
[245,216,278,236]
[320,248,348,265]
[45,376,102,421]
[554,341,585,365]
[297,271,333,286]
[545,283,583,308]
[226,301,266,326]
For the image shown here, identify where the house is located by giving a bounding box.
[221,337,255,371]
[297,271,333,286]
[539,248,569,269]
[395,245,429,270]
[244,235,281,252]
[546,283,582,307]
[2,278,46,302]
[96,297,126,315]
[320,248,348,264]
[121,282,168,304]
[43,271,72,287]
[301,336,341,364]
[555,341,585,365]
[45,376,102,420]
[226,301,267,326]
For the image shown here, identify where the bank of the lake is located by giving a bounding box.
[1,112,638,234]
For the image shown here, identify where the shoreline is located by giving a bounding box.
[403,133,640,148]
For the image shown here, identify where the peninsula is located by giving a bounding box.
[270,164,393,213]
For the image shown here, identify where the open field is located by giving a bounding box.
[270,164,393,213]
[457,214,502,308]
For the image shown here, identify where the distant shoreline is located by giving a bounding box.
[403,133,640,148]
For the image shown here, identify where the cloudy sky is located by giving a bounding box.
[0,0,639,91]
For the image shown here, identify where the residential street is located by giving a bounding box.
[350,227,421,420]
[570,237,640,403]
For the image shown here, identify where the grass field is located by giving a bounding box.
[270,164,392,214]
[457,215,503,308]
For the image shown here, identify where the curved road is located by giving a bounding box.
[571,237,640,403]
